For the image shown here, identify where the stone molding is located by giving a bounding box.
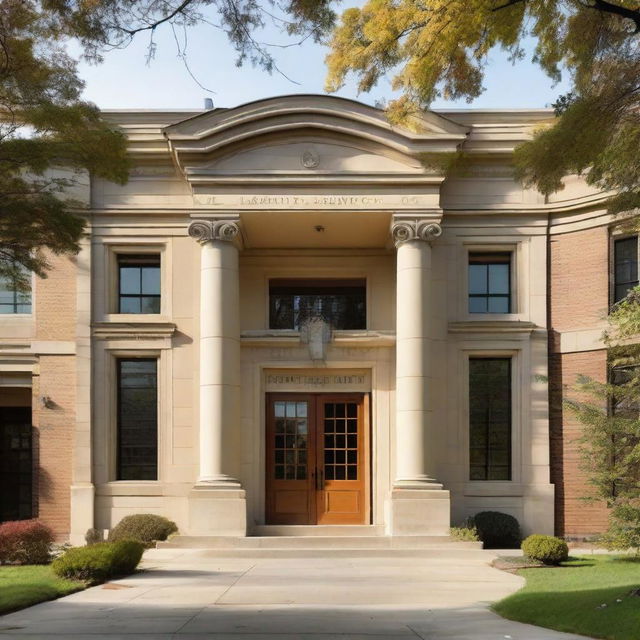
[188,219,240,244]
[391,219,442,247]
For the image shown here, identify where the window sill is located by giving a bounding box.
[448,320,538,334]
[240,329,395,347]
[93,320,176,340]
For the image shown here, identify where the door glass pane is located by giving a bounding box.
[323,402,358,482]
[272,400,308,480]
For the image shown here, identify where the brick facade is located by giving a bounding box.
[549,225,611,537]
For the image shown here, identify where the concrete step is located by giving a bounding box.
[251,525,385,537]
[158,535,482,552]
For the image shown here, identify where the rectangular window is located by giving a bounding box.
[469,357,512,481]
[117,359,158,480]
[0,265,32,314]
[269,279,366,330]
[118,255,160,314]
[613,236,638,304]
[468,253,511,314]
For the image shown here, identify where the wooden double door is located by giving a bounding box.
[266,393,369,525]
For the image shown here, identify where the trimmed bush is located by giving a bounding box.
[107,514,177,548]
[521,534,569,565]
[52,541,144,585]
[0,519,54,565]
[450,526,480,542]
[469,511,521,548]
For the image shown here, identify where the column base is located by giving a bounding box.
[69,483,95,545]
[187,486,247,536]
[385,488,451,536]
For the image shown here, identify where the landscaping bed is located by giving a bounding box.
[493,555,640,640]
[0,565,84,616]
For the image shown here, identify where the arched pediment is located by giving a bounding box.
[163,95,469,187]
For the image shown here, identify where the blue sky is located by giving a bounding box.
[74,12,571,111]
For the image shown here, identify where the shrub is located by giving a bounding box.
[52,541,144,585]
[107,514,177,548]
[450,526,480,542]
[469,511,521,548]
[521,534,569,565]
[0,519,54,565]
[85,528,103,545]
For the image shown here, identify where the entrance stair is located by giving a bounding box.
[157,525,484,558]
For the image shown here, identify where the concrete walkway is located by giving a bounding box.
[0,548,591,639]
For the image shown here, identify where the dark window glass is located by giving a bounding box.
[118,255,160,314]
[0,264,32,315]
[610,365,640,418]
[269,279,366,330]
[0,407,33,522]
[117,359,158,480]
[469,358,512,481]
[613,237,638,304]
[468,253,511,314]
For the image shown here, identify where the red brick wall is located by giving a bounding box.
[549,226,610,537]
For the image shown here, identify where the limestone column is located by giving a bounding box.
[187,218,246,535]
[386,217,450,535]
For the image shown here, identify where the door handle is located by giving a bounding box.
[319,469,324,490]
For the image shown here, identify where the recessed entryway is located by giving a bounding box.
[266,393,370,525]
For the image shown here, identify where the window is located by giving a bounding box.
[468,253,511,313]
[0,266,31,314]
[613,236,638,304]
[469,357,512,481]
[118,255,160,314]
[117,359,158,480]
[269,279,366,330]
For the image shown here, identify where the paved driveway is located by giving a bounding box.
[0,548,591,639]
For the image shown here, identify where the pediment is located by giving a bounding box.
[164,95,469,187]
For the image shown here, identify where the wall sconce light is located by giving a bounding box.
[40,395,54,409]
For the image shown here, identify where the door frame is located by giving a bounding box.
[265,392,371,525]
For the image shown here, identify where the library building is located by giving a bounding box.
[0,95,623,543]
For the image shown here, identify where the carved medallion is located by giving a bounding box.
[301,149,320,169]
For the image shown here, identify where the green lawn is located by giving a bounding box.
[494,555,640,640]
[0,565,85,616]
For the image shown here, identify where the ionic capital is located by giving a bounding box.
[188,219,240,245]
[391,219,442,248]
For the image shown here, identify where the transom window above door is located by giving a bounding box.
[269,279,366,330]
[118,255,161,314]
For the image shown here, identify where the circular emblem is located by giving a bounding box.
[301,149,320,169]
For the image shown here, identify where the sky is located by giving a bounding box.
[73,10,572,112]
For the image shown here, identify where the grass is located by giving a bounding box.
[493,555,640,640]
[0,565,85,616]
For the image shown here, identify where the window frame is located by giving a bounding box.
[267,277,368,331]
[611,234,639,306]
[117,254,161,315]
[467,356,513,482]
[468,252,512,314]
[115,357,159,482]
[0,264,33,316]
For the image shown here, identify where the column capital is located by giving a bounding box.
[188,218,241,245]
[391,219,442,248]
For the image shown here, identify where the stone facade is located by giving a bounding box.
[0,96,620,541]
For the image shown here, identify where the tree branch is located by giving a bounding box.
[492,0,527,12]
[584,0,640,33]
[122,0,196,36]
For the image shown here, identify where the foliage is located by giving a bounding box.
[494,555,640,640]
[521,534,569,565]
[564,285,640,553]
[449,525,480,542]
[0,520,54,565]
[469,511,521,548]
[85,528,104,546]
[52,541,144,585]
[107,514,178,548]
[0,565,84,615]
[0,1,129,283]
